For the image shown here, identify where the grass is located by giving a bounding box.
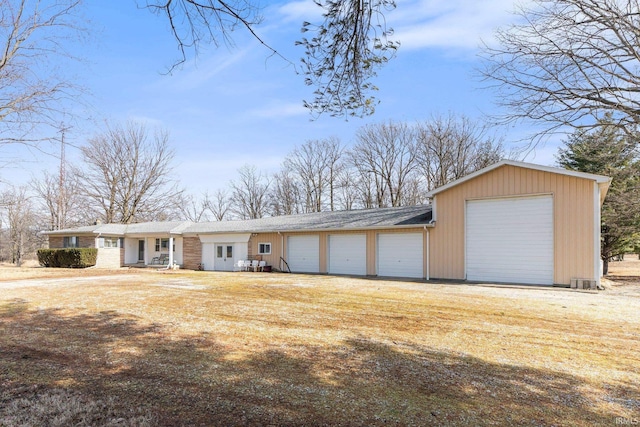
[0,260,639,426]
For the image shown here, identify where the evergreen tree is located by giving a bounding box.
[557,115,640,274]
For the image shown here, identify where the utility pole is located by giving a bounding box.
[57,124,70,230]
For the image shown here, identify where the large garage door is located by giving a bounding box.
[328,234,366,275]
[466,195,554,285]
[377,233,424,278]
[287,235,319,273]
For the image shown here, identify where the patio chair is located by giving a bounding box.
[159,253,170,265]
[235,260,245,271]
[251,260,259,272]
[258,260,266,272]
[150,256,160,265]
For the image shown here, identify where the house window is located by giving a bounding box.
[155,238,174,252]
[63,236,78,248]
[100,237,119,248]
[258,243,271,255]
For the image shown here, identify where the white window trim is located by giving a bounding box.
[258,242,272,255]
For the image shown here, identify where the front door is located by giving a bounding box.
[215,244,235,271]
[138,240,145,263]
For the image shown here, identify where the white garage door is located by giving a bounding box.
[377,233,424,278]
[466,195,554,285]
[328,234,367,275]
[287,235,319,273]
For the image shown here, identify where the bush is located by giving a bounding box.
[37,248,98,268]
[37,249,57,267]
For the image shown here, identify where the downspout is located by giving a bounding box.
[594,182,602,289]
[278,231,284,270]
[424,225,429,281]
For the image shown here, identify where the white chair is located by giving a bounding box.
[235,260,245,271]
[258,260,266,272]
[244,260,251,271]
[251,260,259,272]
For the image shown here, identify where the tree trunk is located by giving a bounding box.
[602,258,609,276]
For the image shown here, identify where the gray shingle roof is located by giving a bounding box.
[44,221,188,236]
[44,205,433,237]
[184,205,433,234]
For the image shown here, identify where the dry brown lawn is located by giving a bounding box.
[0,260,639,426]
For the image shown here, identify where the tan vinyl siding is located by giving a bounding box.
[429,164,596,285]
[252,227,428,276]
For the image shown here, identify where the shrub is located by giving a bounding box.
[37,249,57,267]
[37,248,98,268]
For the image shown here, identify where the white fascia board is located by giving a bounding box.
[199,233,252,243]
[425,160,612,198]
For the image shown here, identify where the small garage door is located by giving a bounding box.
[328,234,367,275]
[466,195,554,285]
[287,235,319,273]
[377,233,424,278]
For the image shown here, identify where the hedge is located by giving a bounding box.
[37,248,98,268]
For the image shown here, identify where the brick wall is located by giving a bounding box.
[79,236,96,248]
[182,237,202,270]
[49,236,63,249]
[48,235,95,248]
[247,235,254,259]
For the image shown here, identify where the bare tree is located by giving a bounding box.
[77,121,183,224]
[31,170,82,230]
[178,193,210,222]
[0,0,84,147]
[349,121,418,207]
[145,0,398,118]
[229,164,270,220]
[206,188,231,221]
[416,114,503,190]
[0,186,43,265]
[400,175,428,207]
[481,0,640,141]
[284,138,344,212]
[269,169,302,216]
[334,167,360,211]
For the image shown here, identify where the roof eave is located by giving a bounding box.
[183,222,435,236]
[425,160,612,198]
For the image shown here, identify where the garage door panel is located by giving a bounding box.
[288,235,319,273]
[328,234,366,275]
[377,233,423,278]
[466,195,553,285]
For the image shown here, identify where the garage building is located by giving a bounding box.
[46,161,610,287]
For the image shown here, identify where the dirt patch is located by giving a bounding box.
[602,257,640,296]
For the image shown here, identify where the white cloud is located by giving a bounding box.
[249,101,307,118]
[124,115,166,128]
[151,47,253,92]
[277,0,324,23]
[388,0,525,51]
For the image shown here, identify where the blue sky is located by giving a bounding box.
[2,0,561,195]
